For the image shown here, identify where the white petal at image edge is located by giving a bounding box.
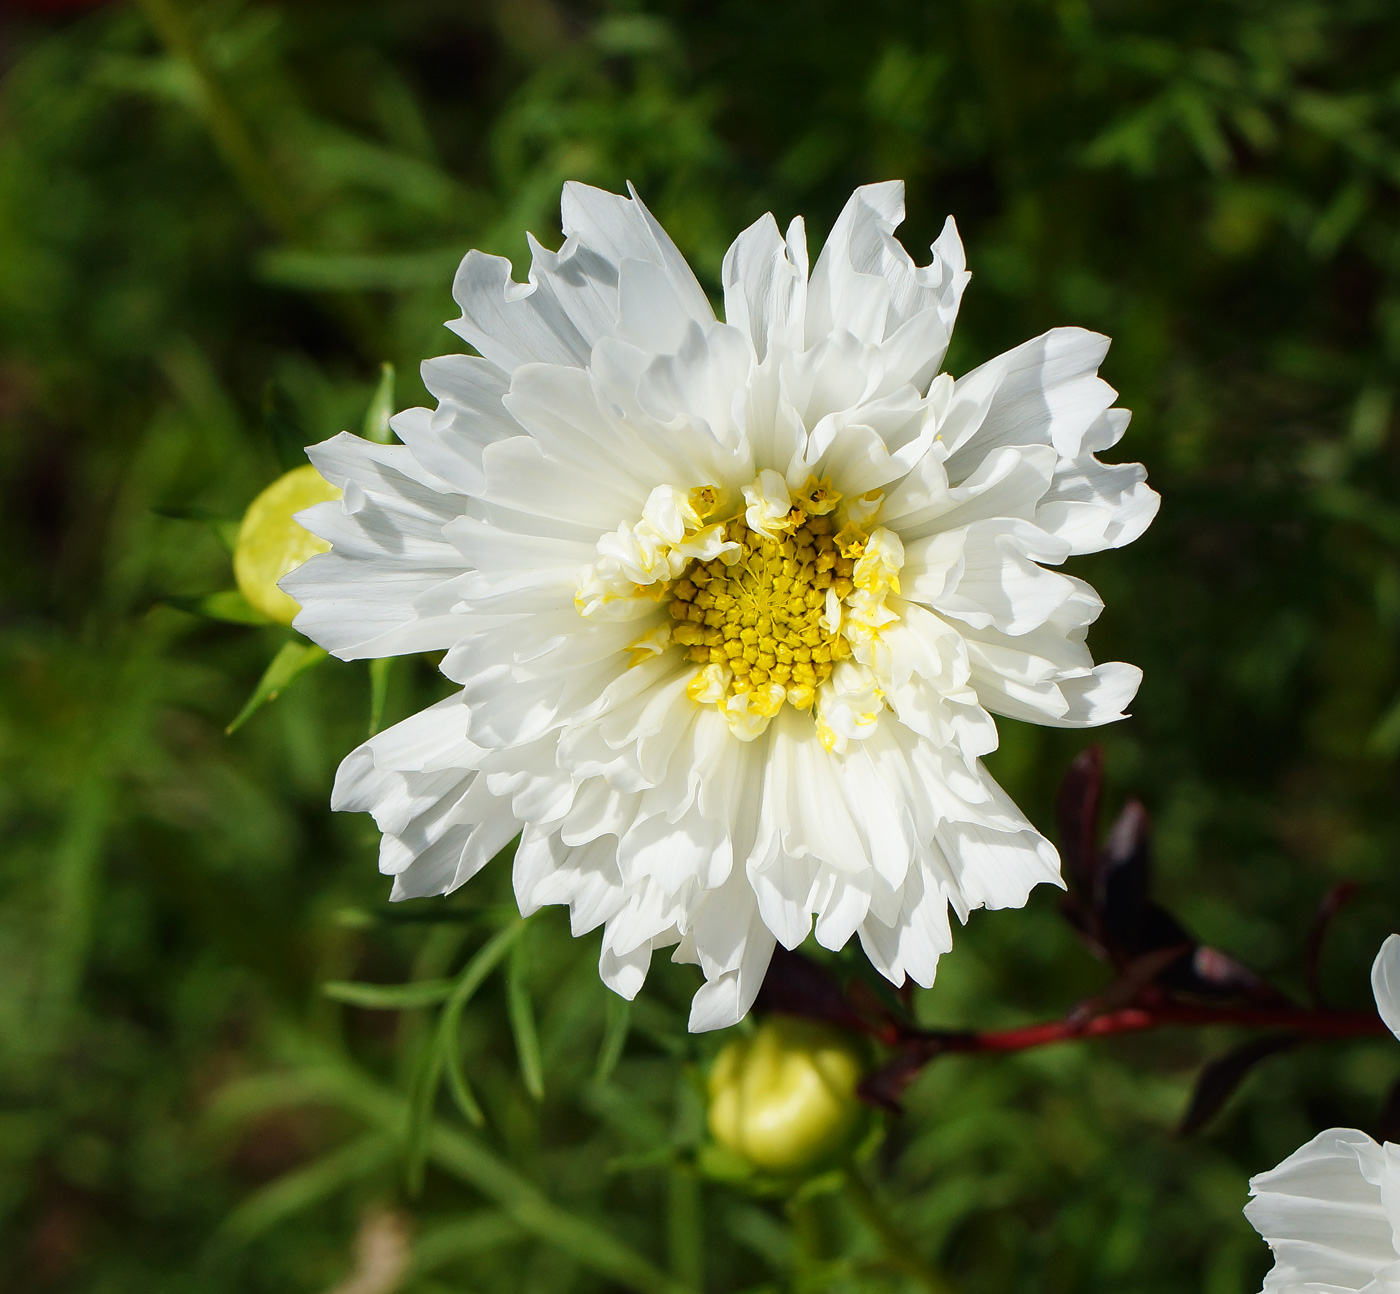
[1373,933,1400,1042]
[1245,1128,1399,1293]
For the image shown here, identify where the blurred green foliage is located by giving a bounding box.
[2,0,1400,1290]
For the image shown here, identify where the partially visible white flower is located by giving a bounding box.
[1245,936,1400,1293]
[284,180,1158,1031]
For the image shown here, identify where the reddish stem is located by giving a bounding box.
[926,1004,1386,1054]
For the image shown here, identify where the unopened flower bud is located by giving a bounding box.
[233,465,340,625]
[707,1017,866,1175]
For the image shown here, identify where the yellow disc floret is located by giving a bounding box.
[578,474,905,743]
[234,464,341,626]
[672,513,855,716]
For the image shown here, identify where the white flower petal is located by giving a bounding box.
[929,519,1077,635]
[332,697,518,901]
[1373,934,1400,1041]
[1247,1129,1400,1293]
[448,249,594,371]
[286,433,470,659]
[391,355,520,495]
[722,211,808,364]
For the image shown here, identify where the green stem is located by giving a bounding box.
[785,1195,821,1292]
[667,1164,703,1294]
[134,0,306,243]
[133,0,383,357]
[843,1171,955,1294]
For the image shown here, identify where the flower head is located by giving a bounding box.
[1245,935,1400,1294]
[285,181,1158,1030]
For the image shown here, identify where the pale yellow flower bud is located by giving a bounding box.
[707,1018,866,1175]
[233,465,341,626]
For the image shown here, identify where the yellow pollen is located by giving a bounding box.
[668,514,855,716]
[794,475,841,516]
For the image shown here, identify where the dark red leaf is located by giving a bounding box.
[1056,745,1103,892]
[1067,943,1192,1024]
[1178,1033,1301,1135]
[1165,944,1287,1005]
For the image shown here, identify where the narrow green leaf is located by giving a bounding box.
[667,1165,703,1294]
[1369,689,1400,755]
[152,505,240,552]
[442,1029,486,1128]
[261,381,314,472]
[226,640,328,733]
[362,361,396,443]
[594,992,631,1084]
[217,1133,395,1248]
[164,589,271,625]
[229,1039,685,1294]
[368,655,394,735]
[412,1212,523,1275]
[42,777,113,1036]
[404,918,530,1190]
[507,936,545,1100]
[322,978,457,1009]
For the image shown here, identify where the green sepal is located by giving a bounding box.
[368,655,394,735]
[362,361,396,443]
[321,978,457,1009]
[226,639,328,733]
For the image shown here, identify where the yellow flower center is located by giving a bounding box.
[670,514,854,716]
[577,474,905,743]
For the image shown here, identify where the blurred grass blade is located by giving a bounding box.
[368,656,394,735]
[258,248,465,292]
[43,777,113,1036]
[152,504,240,552]
[261,1042,685,1294]
[262,381,314,472]
[322,978,457,1009]
[412,1212,524,1275]
[217,1132,395,1248]
[163,590,271,626]
[405,918,530,1189]
[595,993,631,1084]
[226,640,328,733]
[507,935,545,1100]
[134,0,305,242]
[443,1028,486,1128]
[667,1165,703,1294]
[1369,688,1400,754]
[362,361,396,442]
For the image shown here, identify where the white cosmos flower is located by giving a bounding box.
[1245,936,1400,1294]
[284,181,1159,1030]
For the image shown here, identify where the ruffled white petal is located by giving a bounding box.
[805,182,969,393]
[447,182,712,372]
[1246,1129,1400,1293]
[1374,934,1400,1042]
[286,434,471,659]
[332,696,519,900]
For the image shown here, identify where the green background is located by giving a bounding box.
[2,0,1399,1290]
